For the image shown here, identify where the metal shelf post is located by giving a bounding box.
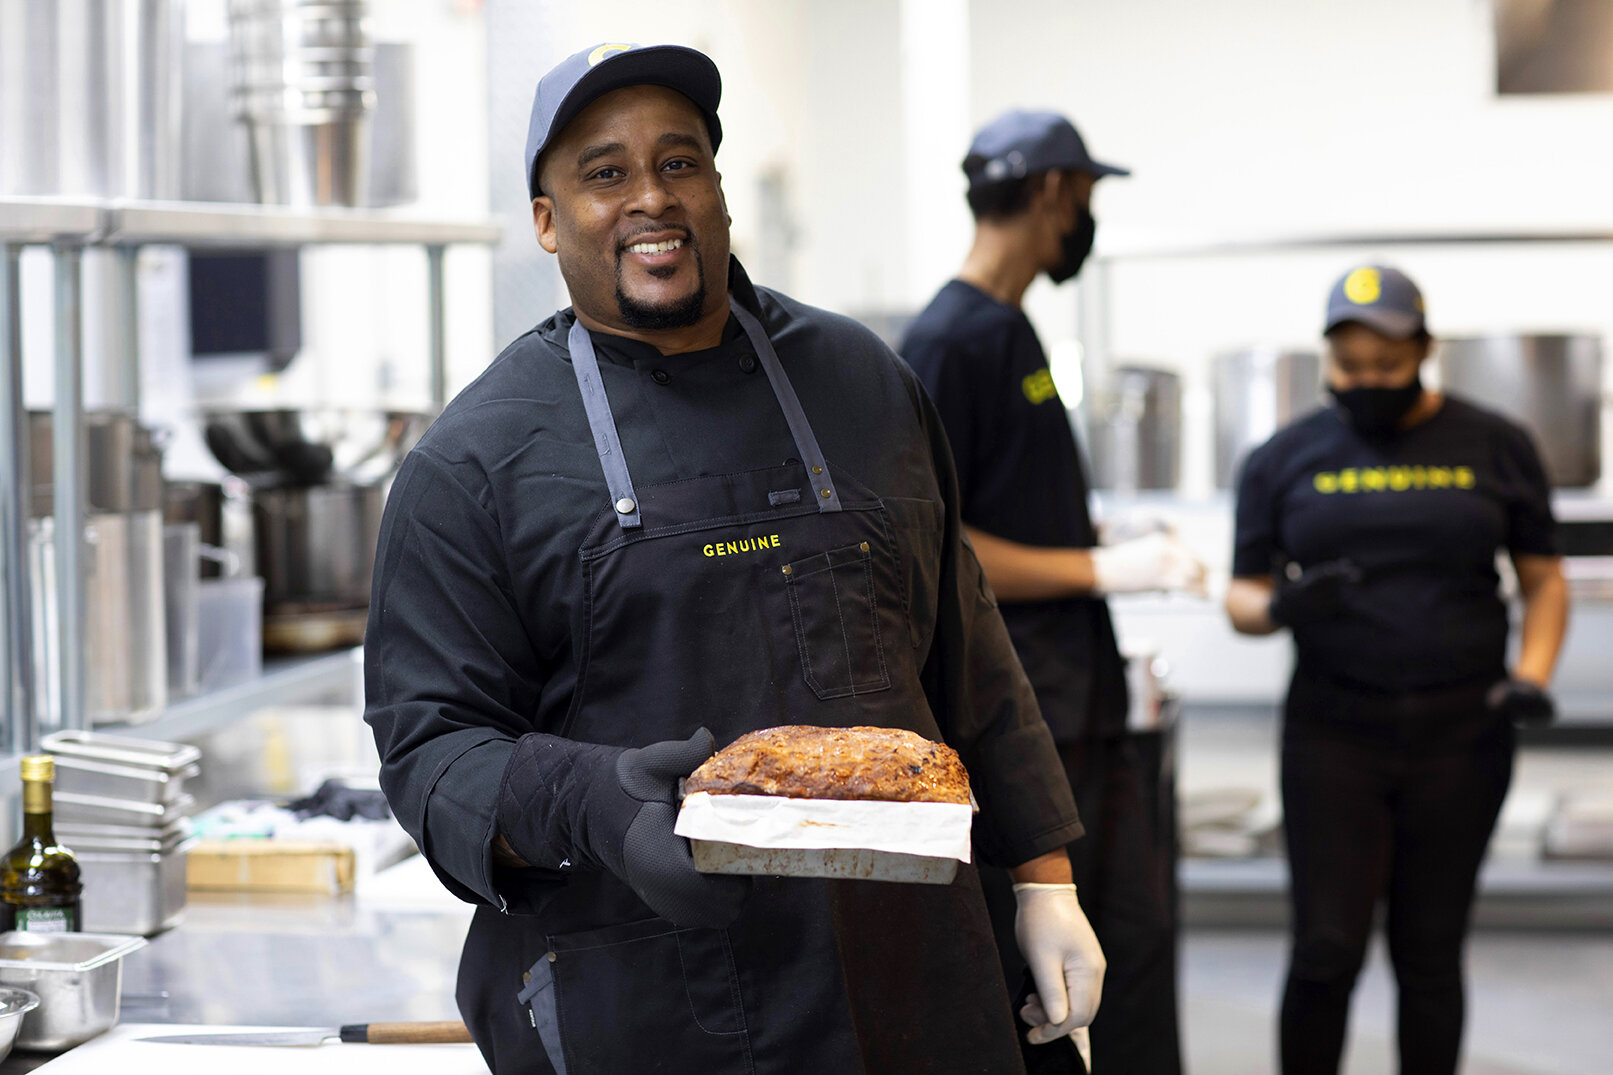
[0,245,34,755]
[51,244,86,736]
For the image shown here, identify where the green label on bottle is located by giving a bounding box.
[15,907,73,933]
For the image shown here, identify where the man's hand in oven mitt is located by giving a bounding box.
[1269,558,1363,628]
[1487,678,1557,727]
[497,728,751,929]
[1014,883,1107,1047]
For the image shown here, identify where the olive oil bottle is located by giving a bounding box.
[1,755,82,932]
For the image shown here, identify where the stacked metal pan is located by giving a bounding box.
[41,732,201,936]
[225,0,375,205]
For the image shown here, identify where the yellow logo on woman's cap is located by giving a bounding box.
[589,43,634,66]
[1343,267,1382,305]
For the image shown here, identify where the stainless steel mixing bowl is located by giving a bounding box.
[0,986,41,1061]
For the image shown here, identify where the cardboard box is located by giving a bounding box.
[186,840,355,895]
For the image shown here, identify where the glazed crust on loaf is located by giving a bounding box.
[684,725,971,805]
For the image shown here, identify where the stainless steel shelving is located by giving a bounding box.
[105,646,365,745]
[1,195,501,754]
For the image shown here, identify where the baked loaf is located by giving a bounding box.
[684,725,970,805]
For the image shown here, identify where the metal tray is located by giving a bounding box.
[691,839,959,885]
[41,730,200,774]
[0,932,148,1051]
[47,755,200,806]
[74,838,198,936]
[52,791,195,829]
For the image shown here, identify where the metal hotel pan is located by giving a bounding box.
[52,792,195,830]
[41,730,200,774]
[0,932,148,1052]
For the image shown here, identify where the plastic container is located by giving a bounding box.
[196,575,264,691]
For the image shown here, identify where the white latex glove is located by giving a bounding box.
[1090,532,1207,596]
[1013,882,1106,1049]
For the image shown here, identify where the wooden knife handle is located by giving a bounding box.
[339,1021,474,1044]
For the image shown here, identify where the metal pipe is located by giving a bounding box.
[0,245,35,753]
[117,245,141,412]
[426,243,446,411]
[52,244,86,734]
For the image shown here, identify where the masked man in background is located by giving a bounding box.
[903,110,1202,1075]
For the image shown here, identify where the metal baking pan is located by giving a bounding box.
[0,932,148,1051]
[52,791,195,829]
[691,840,959,885]
[53,817,193,847]
[74,837,198,936]
[40,730,200,776]
[46,754,200,806]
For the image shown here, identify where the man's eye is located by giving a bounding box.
[589,167,623,181]
[662,159,692,172]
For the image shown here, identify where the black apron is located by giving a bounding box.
[462,300,1025,1075]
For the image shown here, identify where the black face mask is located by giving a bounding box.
[1048,206,1095,284]
[1330,375,1423,437]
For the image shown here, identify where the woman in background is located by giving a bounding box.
[1224,264,1569,1075]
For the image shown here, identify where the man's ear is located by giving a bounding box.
[533,196,559,253]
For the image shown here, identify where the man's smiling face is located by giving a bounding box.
[533,84,730,339]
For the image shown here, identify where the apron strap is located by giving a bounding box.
[566,298,843,531]
[728,299,842,513]
[567,318,643,529]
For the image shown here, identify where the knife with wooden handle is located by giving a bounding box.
[137,1021,474,1046]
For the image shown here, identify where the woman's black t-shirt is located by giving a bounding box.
[1232,395,1557,692]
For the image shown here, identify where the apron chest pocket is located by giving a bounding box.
[543,919,753,1074]
[784,542,892,700]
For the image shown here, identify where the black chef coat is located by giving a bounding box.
[364,260,1081,1073]
[1233,395,1558,692]
[901,280,1128,741]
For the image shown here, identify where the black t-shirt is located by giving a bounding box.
[1233,395,1558,692]
[901,279,1128,741]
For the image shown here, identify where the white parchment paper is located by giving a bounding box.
[675,792,973,863]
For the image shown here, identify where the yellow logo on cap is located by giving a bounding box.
[589,43,634,66]
[1343,267,1381,305]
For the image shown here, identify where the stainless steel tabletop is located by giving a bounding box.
[0,890,471,1072]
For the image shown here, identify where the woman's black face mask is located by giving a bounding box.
[1048,206,1095,284]
[1330,375,1423,437]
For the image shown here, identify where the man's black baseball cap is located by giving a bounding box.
[524,43,723,199]
[963,110,1129,190]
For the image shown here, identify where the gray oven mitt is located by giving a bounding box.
[497,728,751,929]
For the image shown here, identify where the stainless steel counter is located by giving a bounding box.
[0,891,471,1072]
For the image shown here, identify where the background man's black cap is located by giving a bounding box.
[963,109,1129,190]
[524,43,722,199]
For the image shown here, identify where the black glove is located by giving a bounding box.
[1487,678,1556,727]
[498,728,751,929]
[1269,559,1363,628]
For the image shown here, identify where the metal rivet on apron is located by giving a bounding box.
[811,465,823,475]
[546,950,558,963]
[781,565,793,576]
[820,488,832,498]
[651,369,670,385]
[859,542,869,552]
[615,497,637,515]
[739,354,758,374]
[522,971,532,983]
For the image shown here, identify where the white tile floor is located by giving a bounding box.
[1181,928,1613,1075]
[1177,709,1613,1075]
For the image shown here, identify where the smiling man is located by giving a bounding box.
[365,43,1104,1075]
